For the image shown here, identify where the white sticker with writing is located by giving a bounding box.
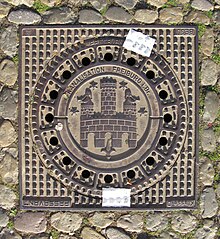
[123,29,156,57]
[102,188,131,207]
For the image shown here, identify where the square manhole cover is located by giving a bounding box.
[19,25,198,210]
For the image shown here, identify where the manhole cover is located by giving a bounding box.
[19,26,198,210]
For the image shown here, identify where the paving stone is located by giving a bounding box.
[199,157,215,186]
[51,212,83,233]
[201,28,214,56]
[200,187,218,218]
[0,210,9,229]
[158,232,179,239]
[0,152,18,185]
[177,0,190,3]
[9,0,35,6]
[216,161,220,171]
[201,128,216,152]
[192,0,213,11]
[68,0,88,6]
[134,9,158,24]
[79,9,103,24]
[148,0,167,8]
[145,212,168,232]
[41,0,57,7]
[7,0,34,6]
[81,227,105,239]
[59,235,77,239]
[115,0,138,9]
[0,59,18,87]
[0,184,16,209]
[106,227,131,239]
[42,7,77,24]
[0,82,3,92]
[185,11,211,25]
[0,26,18,57]
[8,9,41,25]
[171,213,197,234]
[0,228,22,239]
[29,235,50,239]
[159,7,183,24]
[195,228,216,239]
[2,147,18,158]
[117,214,143,233]
[203,91,219,122]
[90,0,108,11]
[14,212,47,234]
[0,1,11,19]
[89,212,114,228]
[105,7,132,23]
[0,88,18,121]
[214,10,220,24]
[194,220,217,239]
[137,232,159,239]
[201,59,219,86]
[216,184,220,198]
[0,121,17,147]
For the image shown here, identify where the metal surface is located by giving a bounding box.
[19,25,198,210]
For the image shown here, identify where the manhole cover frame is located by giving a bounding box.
[18,25,199,210]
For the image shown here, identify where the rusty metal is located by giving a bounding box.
[19,25,198,210]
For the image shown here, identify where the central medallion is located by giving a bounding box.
[68,74,149,160]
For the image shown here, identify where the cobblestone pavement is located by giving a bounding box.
[0,0,220,238]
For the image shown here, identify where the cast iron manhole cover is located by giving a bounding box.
[19,25,198,210]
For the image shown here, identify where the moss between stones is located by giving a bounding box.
[82,218,90,225]
[12,54,18,65]
[211,53,220,64]
[51,229,60,239]
[162,0,178,8]
[198,24,206,39]
[214,172,220,183]
[205,10,213,19]
[183,3,192,13]
[7,220,14,229]
[9,208,18,217]
[33,0,50,13]
[200,146,220,162]
[100,5,109,16]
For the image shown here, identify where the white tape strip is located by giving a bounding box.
[102,188,131,207]
[123,29,156,57]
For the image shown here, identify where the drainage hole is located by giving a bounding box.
[50,90,58,100]
[146,157,155,166]
[159,90,168,100]
[104,174,113,183]
[127,170,135,179]
[82,57,91,66]
[50,136,58,146]
[127,57,136,66]
[62,156,71,166]
[62,70,72,79]
[45,113,54,123]
[82,170,91,179]
[146,70,155,79]
[159,137,168,146]
[104,53,113,61]
[164,113,172,123]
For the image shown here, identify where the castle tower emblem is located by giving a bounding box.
[77,77,140,158]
